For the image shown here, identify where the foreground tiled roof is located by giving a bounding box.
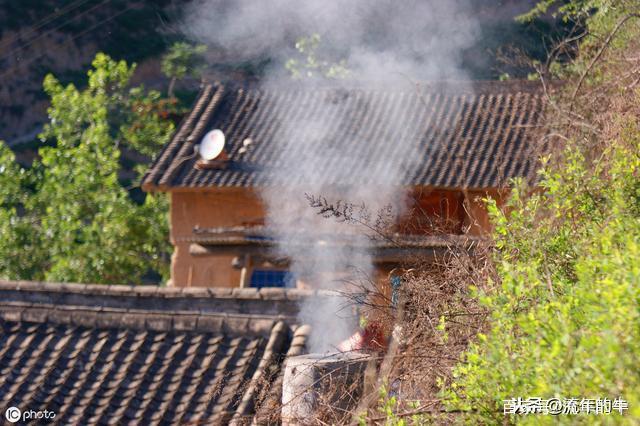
[142,80,546,191]
[0,280,320,425]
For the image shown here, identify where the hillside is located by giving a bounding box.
[1,0,564,148]
[0,0,181,145]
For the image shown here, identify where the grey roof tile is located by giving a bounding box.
[142,81,547,191]
[0,281,312,425]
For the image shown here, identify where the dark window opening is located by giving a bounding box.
[249,270,294,288]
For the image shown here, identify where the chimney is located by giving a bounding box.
[281,352,371,425]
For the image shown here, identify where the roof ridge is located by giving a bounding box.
[252,324,311,424]
[231,321,290,423]
[0,280,343,335]
[203,78,551,95]
[0,279,329,300]
[0,301,291,334]
[157,83,227,189]
[142,84,217,190]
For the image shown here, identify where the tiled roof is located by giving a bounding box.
[0,280,322,425]
[142,80,547,191]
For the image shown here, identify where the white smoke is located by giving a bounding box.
[183,0,480,353]
[184,0,479,82]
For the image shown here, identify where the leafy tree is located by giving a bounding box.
[285,34,350,79]
[0,144,46,280]
[161,41,207,98]
[0,53,173,284]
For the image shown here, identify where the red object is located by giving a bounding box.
[362,322,386,350]
[337,321,387,352]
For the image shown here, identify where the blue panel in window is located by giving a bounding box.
[250,270,294,288]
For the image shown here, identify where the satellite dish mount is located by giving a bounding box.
[195,129,229,169]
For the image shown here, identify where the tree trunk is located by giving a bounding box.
[168,77,176,98]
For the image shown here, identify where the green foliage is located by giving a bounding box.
[161,42,207,97]
[366,384,430,426]
[121,87,180,162]
[285,34,350,80]
[0,144,46,280]
[161,42,207,80]
[519,0,640,81]
[0,53,172,284]
[445,136,640,424]
[444,3,640,423]
[517,0,596,23]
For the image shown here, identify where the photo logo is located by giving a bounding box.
[5,407,21,423]
[4,406,56,423]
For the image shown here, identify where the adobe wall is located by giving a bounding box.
[168,187,501,288]
[170,188,265,287]
[462,189,505,236]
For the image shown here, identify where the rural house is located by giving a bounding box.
[142,81,545,288]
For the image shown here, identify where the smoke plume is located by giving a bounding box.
[184,0,479,353]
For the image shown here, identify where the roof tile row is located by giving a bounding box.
[0,281,323,424]
[143,80,547,191]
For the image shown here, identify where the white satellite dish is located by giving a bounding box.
[199,129,226,161]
